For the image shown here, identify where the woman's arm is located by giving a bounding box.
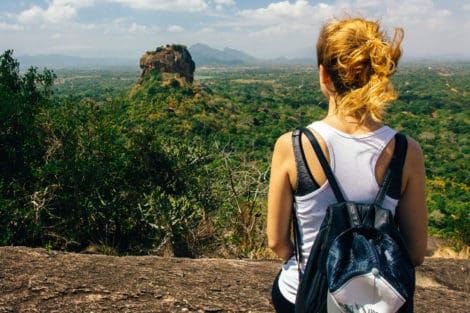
[397,137,428,266]
[267,132,295,262]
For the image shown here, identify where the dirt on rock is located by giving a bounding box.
[0,247,468,312]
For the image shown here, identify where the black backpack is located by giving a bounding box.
[293,127,415,313]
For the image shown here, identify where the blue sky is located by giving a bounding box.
[1,0,469,60]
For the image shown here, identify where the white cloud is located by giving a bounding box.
[238,1,311,22]
[212,0,234,4]
[0,22,24,31]
[17,6,48,24]
[201,27,214,33]
[106,0,209,11]
[387,0,435,17]
[385,0,455,30]
[352,0,382,9]
[15,0,97,25]
[95,18,160,36]
[372,0,470,57]
[219,0,332,58]
[53,0,95,8]
[168,25,185,33]
[129,22,147,33]
[236,1,333,26]
[210,0,234,11]
[17,3,77,24]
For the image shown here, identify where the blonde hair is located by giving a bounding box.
[316,18,404,122]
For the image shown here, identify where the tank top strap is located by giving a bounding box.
[292,130,320,196]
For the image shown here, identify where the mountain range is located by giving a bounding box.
[189,43,313,66]
[189,43,258,66]
[17,54,137,70]
[16,43,313,69]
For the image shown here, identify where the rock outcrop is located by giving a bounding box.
[140,45,195,84]
[1,246,469,312]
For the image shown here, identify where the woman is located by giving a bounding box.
[267,17,428,312]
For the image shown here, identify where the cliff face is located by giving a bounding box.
[139,45,195,84]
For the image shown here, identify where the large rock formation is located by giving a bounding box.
[139,45,195,84]
[1,246,469,312]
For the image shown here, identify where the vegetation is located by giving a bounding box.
[153,44,188,54]
[0,50,468,257]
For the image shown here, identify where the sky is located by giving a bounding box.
[1,0,469,61]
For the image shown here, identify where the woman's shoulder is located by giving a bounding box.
[401,134,425,181]
[272,131,300,164]
[274,131,294,149]
[271,131,297,184]
[402,135,424,160]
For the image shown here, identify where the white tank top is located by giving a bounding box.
[278,121,399,303]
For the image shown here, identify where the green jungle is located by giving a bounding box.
[1,50,468,258]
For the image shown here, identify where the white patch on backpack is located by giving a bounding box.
[329,271,405,313]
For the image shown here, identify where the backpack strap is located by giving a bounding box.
[300,128,346,203]
[292,130,320,196]
[374,133,408,205]
[387,133,408,199]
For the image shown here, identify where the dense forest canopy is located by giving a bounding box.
[0,50,468,257]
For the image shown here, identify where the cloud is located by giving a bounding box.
[3,0,469,59]
[15,0,97,25]
[53,0,95,8]
[236,1,333,26]
[200,27,215,33]
[168,25,185,33]
[238,1,311,23]
[0,22,24,31]
[209,0,234,11]
[17,3,77,24]
[129,22,147,33]
[384,0,454,31]
[212,0,235,4]
[106,0,209,12]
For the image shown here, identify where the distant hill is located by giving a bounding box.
[15,45,314,70]
[189,43,258,66]
[17,54,136,70]
[189,43,313,67]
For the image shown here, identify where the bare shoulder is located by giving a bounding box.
[271,132,296,185]
[404,135,424,165]
[273,131,294,156]
[401,135,426,193]
[275,131,294,146]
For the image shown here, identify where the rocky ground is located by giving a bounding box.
[0,246,468,312]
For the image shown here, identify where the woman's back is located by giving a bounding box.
[267,17,428,312]
[278,120,403,303]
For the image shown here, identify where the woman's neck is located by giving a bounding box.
[322,96,383,134]
[322,113,383,135]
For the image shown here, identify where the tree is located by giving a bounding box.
[0,50,56,245]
